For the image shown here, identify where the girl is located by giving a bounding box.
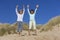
[27,5,39,35]
[16,5,25,35]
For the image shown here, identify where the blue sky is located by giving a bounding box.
[0,0,60,24]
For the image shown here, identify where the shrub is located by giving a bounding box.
[40,16,60,32]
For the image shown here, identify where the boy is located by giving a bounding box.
[16,5,25,35]
[27,5,39,35]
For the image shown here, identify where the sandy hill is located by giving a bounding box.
[0,16,60,40]
[0,24,60,40]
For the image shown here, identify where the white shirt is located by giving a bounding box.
[16,8,25,21]
[27,8,37,21]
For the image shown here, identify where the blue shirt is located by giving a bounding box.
[27,8,37,21]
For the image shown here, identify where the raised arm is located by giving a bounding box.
[16,5,19,14]
[27,5,30,14]
[34,5,39,14]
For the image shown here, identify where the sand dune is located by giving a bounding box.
[0,24,60,40]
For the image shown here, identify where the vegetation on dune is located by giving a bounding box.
[0,22,42,36]
[0,16,60,36]
[40,16,60,32]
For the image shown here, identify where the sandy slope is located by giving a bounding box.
[0,24,60,40]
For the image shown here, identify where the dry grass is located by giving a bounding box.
[40,16,60,31]
[0,16,60,36]
[0,24,60,40]
[0,23,42,36]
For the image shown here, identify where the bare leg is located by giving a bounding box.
[17,32,21,37]
[18,30,22,36]
[28,21,32,36]
[19,32,21,35]
[34,29,37,35]
[32,29,37,35]
[28,29,31,36]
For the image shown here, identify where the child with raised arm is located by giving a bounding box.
[16,5,25,36]
[27,5,39,35]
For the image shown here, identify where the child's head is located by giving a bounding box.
[19,10,23,14]
[30,9,34,14]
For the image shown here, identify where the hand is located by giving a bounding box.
[27,5,29,8]
[36,5,39,8]
[16,5,18,8]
